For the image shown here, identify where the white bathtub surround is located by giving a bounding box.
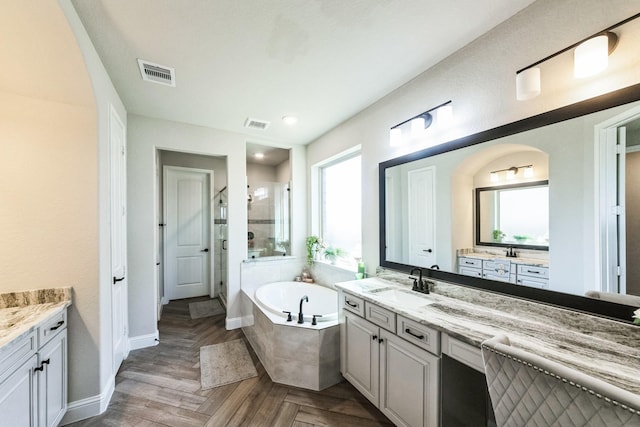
[309,261,360,289]
[241,282,341,391]
[240,257,306,293]
[234,257,306,328]
[255,281,338,323]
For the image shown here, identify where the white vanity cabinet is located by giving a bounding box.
[341,297,440,427]
[0,308,67,427]
[458,255,549,288]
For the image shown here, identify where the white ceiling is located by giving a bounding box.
[70,0,536,145]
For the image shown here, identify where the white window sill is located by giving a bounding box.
[313,259,357,273]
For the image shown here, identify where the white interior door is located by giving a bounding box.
[164,167,211,300]
[603,126,626,293]
[408,166,436,268]
[110,105,128,373]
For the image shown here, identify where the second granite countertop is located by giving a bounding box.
[335,277,640,398]
[0,287,71,350]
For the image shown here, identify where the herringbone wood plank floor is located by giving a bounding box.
[69,297,393,427]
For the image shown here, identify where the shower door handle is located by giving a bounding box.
[222,240,228,250]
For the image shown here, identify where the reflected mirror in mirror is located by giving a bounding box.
[476,181,549,250]
[246,143,291,259]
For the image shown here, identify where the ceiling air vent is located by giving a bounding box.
[137,59,175,87]
[244,118,271,131]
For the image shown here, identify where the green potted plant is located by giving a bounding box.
[305,235,326,265]
[492,229,505,242]
[324,246,346,265]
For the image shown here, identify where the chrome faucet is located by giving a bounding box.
[298,295,309,324]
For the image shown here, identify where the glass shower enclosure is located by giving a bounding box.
[214,187,228,306]
[247,181,290,258]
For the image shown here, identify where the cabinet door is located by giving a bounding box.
[380,331,440,427]
[341,311,379,406]
[0,354,38,427]
[37,329,67,427]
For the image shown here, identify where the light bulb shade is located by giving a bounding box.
[516,67,541,101]
[490,172,499,182]
[390,128,403,146]
[524,165,534,178]
[574,34,609,78]
[437,105,453,126]
[411,117,425,137]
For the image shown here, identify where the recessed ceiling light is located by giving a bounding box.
[254,153,265,160]
[282,115,298,125]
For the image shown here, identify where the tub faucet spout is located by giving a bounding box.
[298,295,309,324]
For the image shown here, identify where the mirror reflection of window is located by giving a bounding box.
[477,181,549,249]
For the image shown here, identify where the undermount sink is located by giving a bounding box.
[372,288,435,310]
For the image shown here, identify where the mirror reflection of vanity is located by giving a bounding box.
[380,84,640,323]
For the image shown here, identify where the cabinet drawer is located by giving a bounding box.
[365,302,396,333]
[38,309,67,349]
[397,315,440,355]
[516,264,549,278]
[458,257,482,269]
[0,330,36,383]
[441,334,484,373]
[343,293,365,317]
[458,266,482,278]
[484,272,511,282]
[483,260,510,274]
[517,276,549,289]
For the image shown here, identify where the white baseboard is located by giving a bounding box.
[129,331,159,350]
[226,315,253,330]
[60,374,115,425]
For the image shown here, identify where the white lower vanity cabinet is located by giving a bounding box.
[0,308,68,427]
[341,294,440,427]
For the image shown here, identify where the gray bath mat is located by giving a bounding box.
[200,339,258,389]
[189,298,225,319]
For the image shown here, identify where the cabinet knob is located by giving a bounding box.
[378,338,384,343]
[372,335,378,341]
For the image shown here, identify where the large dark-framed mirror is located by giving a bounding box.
[379,83,640,323]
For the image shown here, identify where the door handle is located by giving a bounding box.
[423,249,433,253]
[201,248,209,252]
[113,276,125,284]
[222,240,228,250]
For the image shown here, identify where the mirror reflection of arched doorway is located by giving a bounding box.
[451,144,549,263]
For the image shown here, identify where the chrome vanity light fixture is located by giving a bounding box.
[490,165,533,182]
[514,12,640,101]
[389,100,452,146]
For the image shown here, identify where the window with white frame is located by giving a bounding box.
[319,152,362,264]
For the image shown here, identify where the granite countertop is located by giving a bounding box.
[335,276,640,397]
[0,288,72,350]
[459,252,549,267]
